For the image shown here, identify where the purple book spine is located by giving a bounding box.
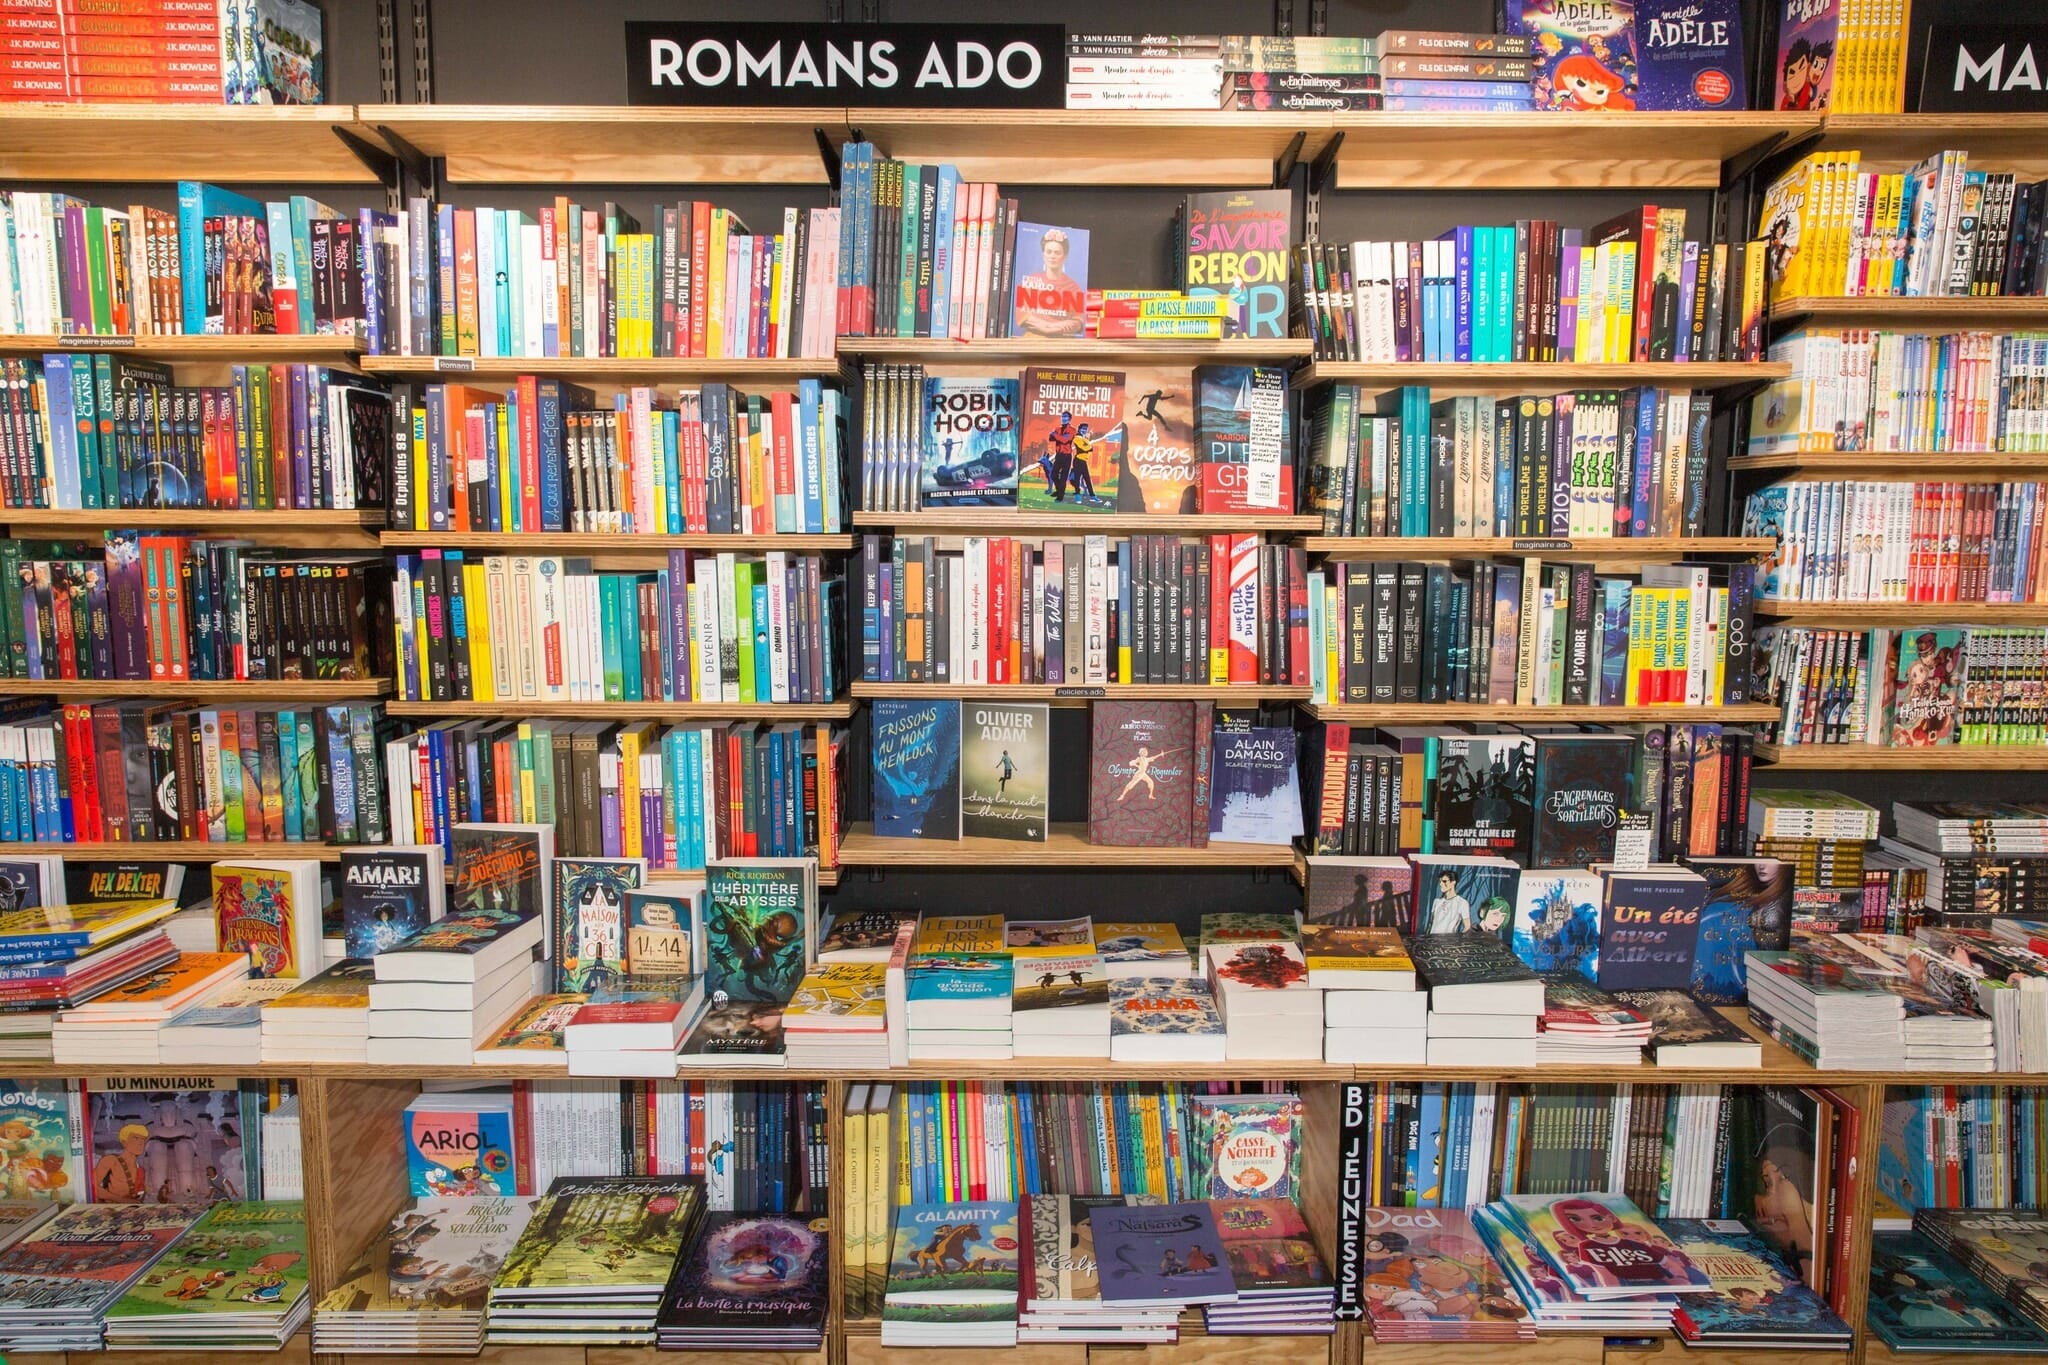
[63,202,90,334]
[110,538,149,679]
[1549,393,1574,537]
[1675,242,1701,362]
[668,551,693,701]
[1557,228,1583,362]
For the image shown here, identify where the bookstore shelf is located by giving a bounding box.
[383,700,857,720]
[837,821,1300,869]
[2,510,382,545]
[1295,360,1791,391]
[356,104,852,184]
[4,679,391,701]
[1727,450,2048,474]
[380,530,858,552]
[0,103,381,183]
[849,682,1311,702]
[1302,536,1773,560]
[1753,741,2048,769]
[1322,111,1822,189]
[837,337,1316,363]
[0,333,362,362]
[1300,702,1781,723]
[1754,600,2048,624]
[847,108,1315,186]
[358,355,841,383]
[0,840,345,861]
[1771,295,2048,325]
[852,510,1326,534]
[1819,112,2048,175]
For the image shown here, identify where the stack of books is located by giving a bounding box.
[260,960,375,1063]
[1745,948,1906,1068]
[906,953,1013,1060]
[1378,29,1532,113]
[1916,1208,2048,1339]
[1019,1195,1181,1344]
[882,1201,1023,1347]
[0,898,182,1059]
[1535,974,1652,1066]
[0,1204,206,1352]
[51,950,247,1065]
[314,1197,538,1354]
[1301,926,1425,1064]
[1866,1229,2048,1355]
[1110,976,1227,1063]
[1489,1193,1713,1309]
[1363,1207,1535,1342]
[1203,941,1322,1060]
[1065,33,1386,112]
[367,907,544,1067]
[1475,1203,1677,1333]
[783,962,890,1068]
[1010,946,1112,1059]
[103,1202,312,1350]
[1090,1200,1238,1317]
[158,978,298,1065]
[1413,933,1542,1067]
[1895,800,2048,855]
[1660,1219,1853,1350]
[654,1212,828,1352]
[487,1176,704,1347]
[563,987,704,1078]
[1608,989,1764,1068]
[1095,922,1193,977]
[1201,1199,1336,1335]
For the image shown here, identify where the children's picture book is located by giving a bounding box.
[493,1177,703,1295]
[63,863,187,907]
[551,857,645,994]
[449,823,551,925]
[84,1079,249,1205]
[1687,858,1792,1004]
[0,853,61,913]
[0,1204,205,1319]
[1209,727,1302,845]
[1771,0,1838,110]
[1114,366,1198,514]
[1089,701,1197,848]
[871,699,962,841]
[1018,368,1122,513]
[1502,0,1639,110]
[921,377,1020,508]
[1597,870,1707,991]
[1866,1231,2048,1353]
[1179,191,1292,339]
[882,1201,1022,1334]
[1503,1192,1714,1297]
[1303,857,1413,929]
[1412,855,1521,939]
[1090,1201,1238,1306]
[1530,734,1634,867]
[1361,1206,1531,1333]
[1634,0,1746,109]
[1024,1194,1161,1307]
[1003,917,1091,950]
[1659,1218,1851,1344]
[1211,1198,1330,1297]
[105,1200,309,1325]
[703,861,811,1004]
[404,1093,517,1198]
[1011,225,1088,338]
[317,1197,538,1314]
[340,845,447,959]
[211,860,321,978]
[1188,1093,1302,1200]
[1916,1209,2048,1323]
[474,993,587,1066]
[959,703,1049,842]
[1511,870,1603,977]
[625,888,702,977]
[912,914,1004,956]
[0,1079,82,1202]
[657,1212,829,1336]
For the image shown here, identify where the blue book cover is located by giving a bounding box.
[1867,1231,2048,1353]
[339,846,443,958]
[1597,870,1707,991]
[1687,858,1791,1004]
[1598,578,1633,705]
[1511,870,1603,977]
[1089,1201,1238,1306]
[921,378,1020,507]
[404,1095,517,1198]
[1415,1084,1446,1207]
[1659,1219,1851,1341]
[1504,0,1640,110]
[1635,0,1746,110]
[905,951,1011,1006]
[872,699,961,840]
[1208,727,1301,845]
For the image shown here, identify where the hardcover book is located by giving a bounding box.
[1866,1230,2048,1353]
[703,861,811,1004]
[1303,856,1413,929]
[1530,734,1634,867]
[1089,1201,1238,1306]
[1211,1198,1330,1296]
[317,1196,538,1315]
[1412,855,1521,938]
[1407,932,1543,1012]
[1660,1218,1850,1343]
[1770,0,1837,110]
[1025,1193,1162,1307]
[1687,858,1792,1005]
[1361,1206,1531,1333]
[1189,1093,1302,1199]
[0,1204,204,1318]
[105,1200,309,1326]
[211,860,322,978]
[1209,726,1302,845]
[1114,366,1198,514]
[339,845,446,959]
[1510,870,1604,977]
[960,704,1049,842]
[1503,0,1640,111]
[657,1212,828,1337]
[881,1201,1022,1338]
[1089,702,1197,848]
[1012,224,1089,338]
[1597,870,1707,992]
[492,1177,703,1296]
[1634,0,1746,110]
[1432,735,1535,859]
[1916,1208,2048,1326]
[1501,1191,1713,1297]
[1019,368,1122,513]
[449,823,551,924]
[1180,191,1291,339]
[1607,987,1763,1061]
[922,377,1020,508]
[871,699,962,841]
[85,1080,248,1204]
[551,857,645,994]
[625,888,702,977]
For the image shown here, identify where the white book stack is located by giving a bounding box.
[51,952,250,1066]
[1324,990,1429,1064]
[1202,942,1322,1060]
[1010,950,1111,1059]
[262,1094,304,1199]
[1411,933,1544,1068]
[562,986,706,1078]
[158,977,298,1065]
[784,963,890,1069]
[906,955,1013,1060]
[1744,949,1905,1069]
[262,960,376,1063]
[366,914,545,1067]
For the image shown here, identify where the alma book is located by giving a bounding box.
[1089,1201,1238,1307]
[339,845,446,959]
[211,860,323,978]
[959,704,1049,842]
[871,699,962,840]
[881,1201,1022,1347]
[552,857,645,993]
[1089,702,1197,847]
[1108,976,1225,1063]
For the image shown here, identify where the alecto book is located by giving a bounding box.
[871,699,962,840]
[921,377,1020,508]
[959,703,1049,842]
[1089,1201,1238,1306]
[551,857,644,994]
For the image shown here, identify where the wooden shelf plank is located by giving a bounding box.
[839,337,1314,362]
[1301,702,1781,723]
[0,333,362,362]
[1755,600,2048,624]
[1303,536,1771,559]
[850,682,1308,702]
[358,104,851,183]
[855,109,1314,186]
[1296,360,1789,391]
[0,104,378,182]
[4,509,380,533]
[1326,111,1821,189]
[854,511,1322,534]
[1754,741,2048,769]
[382,531,857,551]
[1729,450,2048,474]
[6,679,389,701]
[0,840,345,861]
[386,699,856,720]
[359,355,839,383]
[838,821,1298,868]
[1773,294,2048,324]
[1822,113,2048,175]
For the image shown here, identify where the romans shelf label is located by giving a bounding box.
[626,21,1064,108]
[435,356,476,371]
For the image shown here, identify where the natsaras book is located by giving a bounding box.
[1209,726,1301,845]
[1635,0,1746,110]
[339,844,445,958]
[1432,735,1536,859]
[552,857,644,993]
[1530,734,1633,866]
[1503,0,1639,110]
[1501,1192,1713,1297]
[1597,868,1707,991]
[450,823,551,925]
[1180,191,1291,339]
[871,699,961,840]
[1687,858,1791,1004]
[921,377,1020,508]
[1771,0,1837,111]
[1019,367,1121,513]
[1011,223,1089,338]
[1115,366,1198,514]
[657,1212,828,1335]
[1089,701,1196,847]
[960,703,1049,842]
[1090,1201,1238,1306]
[1511,870,1603,977]
[703,861,810,1003]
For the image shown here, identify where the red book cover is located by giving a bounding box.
[1089,699,1196,847]
[94,705,130,841]
[160,538,189,680]
[689,201,712,359]
[770,390,796,524]
[1227,533,1258,683]
[680,396,707,532]
[990,537,1010,684]
[1286,545,1308,686]
[510,1080,534,1195]
[1010,541,1025,684]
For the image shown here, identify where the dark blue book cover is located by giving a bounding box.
[1659,1219,1850,1340]
[1687,858,1792,1004]
[1635,0,1747,110]
[1530,734,1635,867]
[1503,0,1639,110]
[1598,577,1632,706]
[871,699,960,840]
[1597,870,1706,991]
[1090,1201,1238,1306]
[1867,1232,2048,1353]
[1209,727,1302,845]
[339,846,442,958]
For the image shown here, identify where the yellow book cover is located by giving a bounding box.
[474,992,586,1061]
[911,914,1002,956]
[842,1084,869,1316]
[1298,924,1415,973]
[496,404,515,532]
[1091,922,1190,972]
[516,722,537,822]
[264,958,373,1011]
[785,961,887,1026]
[705,209,729,359]
[1650,588,1676,701]
[1759,156,1819,303]
[1831,152,1864,297]
[1627,585,1653,704]
[867,1086,892,1310]
[1709,587,1729,705]
[0,898,177,948]
[462,562,495,702]
[618,724,644,860]
[409,403,429,532]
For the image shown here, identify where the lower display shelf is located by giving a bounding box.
[1754,741,2048,768]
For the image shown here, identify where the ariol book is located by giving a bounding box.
[1209,726,1301,845]
[1412,855,1521,938]
[1687,858,1791,1005]
[211,860,322,978]
[1189,1093,1301,1200]
[625,888,702,977]
[84,1078,253,1205]
[1114,366,1198,514]
[960,703,1049,843]
[1018,367,1122,513]
[1635,0,1746,109]
[1089,701,1197,848]
[871,699,962,840]
[921,377,1020,508]
[317,1196,539,1316]
[1866,1231,2048,1354]
[1090,1201,1238,1306]
[881,1201,1022,1346]
[404,1092,517,1198]
[1194,364,1293,514]
[449,823,552,925]
[1511,870,1603,977]
[1530,734,1634,867]
[339,845,445,959]
[104,1200,309,1337]
[1011,224,1089,338]
[0,1079,83,1203]
[1501,1192,1714,1297]
[1303,856,1413,929]
[552,857,645,994]
[1433,734,1535,859]
[1771,0,1838,110]
[1659,1218,1851,1346]
[1179,191,1291,339]
[0,1204,204,1323]
[1503,0,1640,110]
[656,1212,828,1343]
[492,1176,703,1296]
[1597,868,1707,991]
[703,860,812,1004]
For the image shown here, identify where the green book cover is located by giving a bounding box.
[84,207,112,334]
[898,164,922,338]
[601,573,624,702]
[106,1200,309,1320]
[492,1177,700,1294]
[733,561,757,703]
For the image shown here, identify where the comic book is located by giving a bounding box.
[316,1197,538,1315]
[104,1200,309,1330]
[1501,1192,1714,1298]
[83,1079,250,1205]
[1018,368,1122,513]
[1865,1230,2048,1353]
[1661,1218,1851,1345]
[881,1200,1022,1343]
[0,1203,203,1320]
[491,1177,703,1297]
[1361,1206,1533,1338]
[0,1078,83,1203]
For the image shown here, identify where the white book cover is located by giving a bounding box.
[715,552,740,702]
[964,536,988,684]
[692,558,721,703]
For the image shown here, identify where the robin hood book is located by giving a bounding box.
[959,704,1048,842]
[921,377,1020,508]
[1019,369,1122,514]
[871,699,961,841]
[340,845,446,960]
[551,858,644,994]
[1089,701,1197,848]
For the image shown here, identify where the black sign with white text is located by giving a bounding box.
[1920,24,2048,112]
[626,22,1065,108]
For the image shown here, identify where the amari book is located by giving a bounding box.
[1866,1230,2048,1353]
[870,699,961,840]
[1511,870,1603,977]
[339,845,445,959]
[881,1201,1022,1343]
[1018,368,1121,513]
[317,1196,538,1314]
[0,1078,82,1202]
[104,1199,309,1331]
[1687,858,1792,1004]
[1502,1192,1713,1297]
[959,703,1048,842]
[921,377,1020,508]
[1089,1201,1237,1306]
[551,857,644,994]
[1659,1218,1851,1345]
[657,1212,829,1338]
[703,860,811,1004]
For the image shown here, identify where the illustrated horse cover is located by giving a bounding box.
[883,1201,1021,1327]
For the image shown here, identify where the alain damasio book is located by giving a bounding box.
[1208,726,1302,846]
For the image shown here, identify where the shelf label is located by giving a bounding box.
[1512,537,1574,552]
[68,335,136,348]
[1920,24,2048,111]
[436,357,477,372]
[1054,686,1106,699]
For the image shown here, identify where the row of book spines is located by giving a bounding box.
[1303,385,1711,541]
[1785,162,2046,299]
[390,552,842,707]
[392,379,845,537]
[0,699,386,847]
[1826,0,1912,115]
[387,718,845,868]
[1879,1088,2044,1212]
[1748,479,2048,606]
[1750,331,2048,457]
[1767,626,2048,748]
[1301,727,1399,857]
[834,145,1018,342]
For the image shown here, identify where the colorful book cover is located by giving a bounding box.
[678,1002,786,1061]
[1687,858,1792,1004]
[1596,870,1707,992]
[105,1200,308,1321]
[79,952,247,1013]
[340,846,444,959]
[1180,190,1292,339]
[63,865,185,906]
[85,1081,247,1205]
[1503,0,1639,110]
[265,958,374,1015]
[0,1204,204,1314]
[786,963,887,1027]
[1089,1201,1237,1305]
[921,377,1020,508]
[1114,365,1198,514]
[1530,734,1634,867]
[475,993,587,1063]
[1211,1198,1330,1295]
[1303,857,1413,929]
[493,1177,702,1293]
[1511,870,1603,977]
[210,864,309,978]
[818,909,919,962]
[1917,1208,2048,1319]
[1025,1193,1161,1306]
[871,699,962,840]
[1888,628,1964,746]
[1108,976,1224,1040]
[625,888,700,977]
[385,907,534,963]
[658,1211,829,1332]
[1018,368,1121,513]
[1011,224,1088,338]
[703,863,809,1004]
[405,1098,516,1199]
[552,857,644,994]
[1413,856,1521,939]
[959,703,1049,842]
[1538,973,1646,1030]
[1432,735,1536,859]
[1660,1218,1850,1340]
[1010,950,1107,1015]
[449,823,549,923]
[1005,918,1093,950]
[1504,1192,1713,1296]
[1193,364,1292,514]
[0,1079,82,1203]
[1189,1093,1302,1200]
[1092,923,1191,971]
[1634,0,1746,109]
[906,952,1013,1007]
[1362,1206,1531,1329]
[1771,0,1838,111]
[1297,924,1414,976]
[317,1197,538,1314]
[882,1201,1022,1326]
[1208,726,1302,845]
[912,915,1004,956]
[1089,701,1196,848]
[1866,1230,2048,1352]
[1196,912,1297,949]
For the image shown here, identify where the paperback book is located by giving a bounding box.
[960,704,1049,842]
[871,700,962,840]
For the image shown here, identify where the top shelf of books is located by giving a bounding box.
[0,104,380,184]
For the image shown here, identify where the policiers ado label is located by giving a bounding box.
[627,22,1065,108]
